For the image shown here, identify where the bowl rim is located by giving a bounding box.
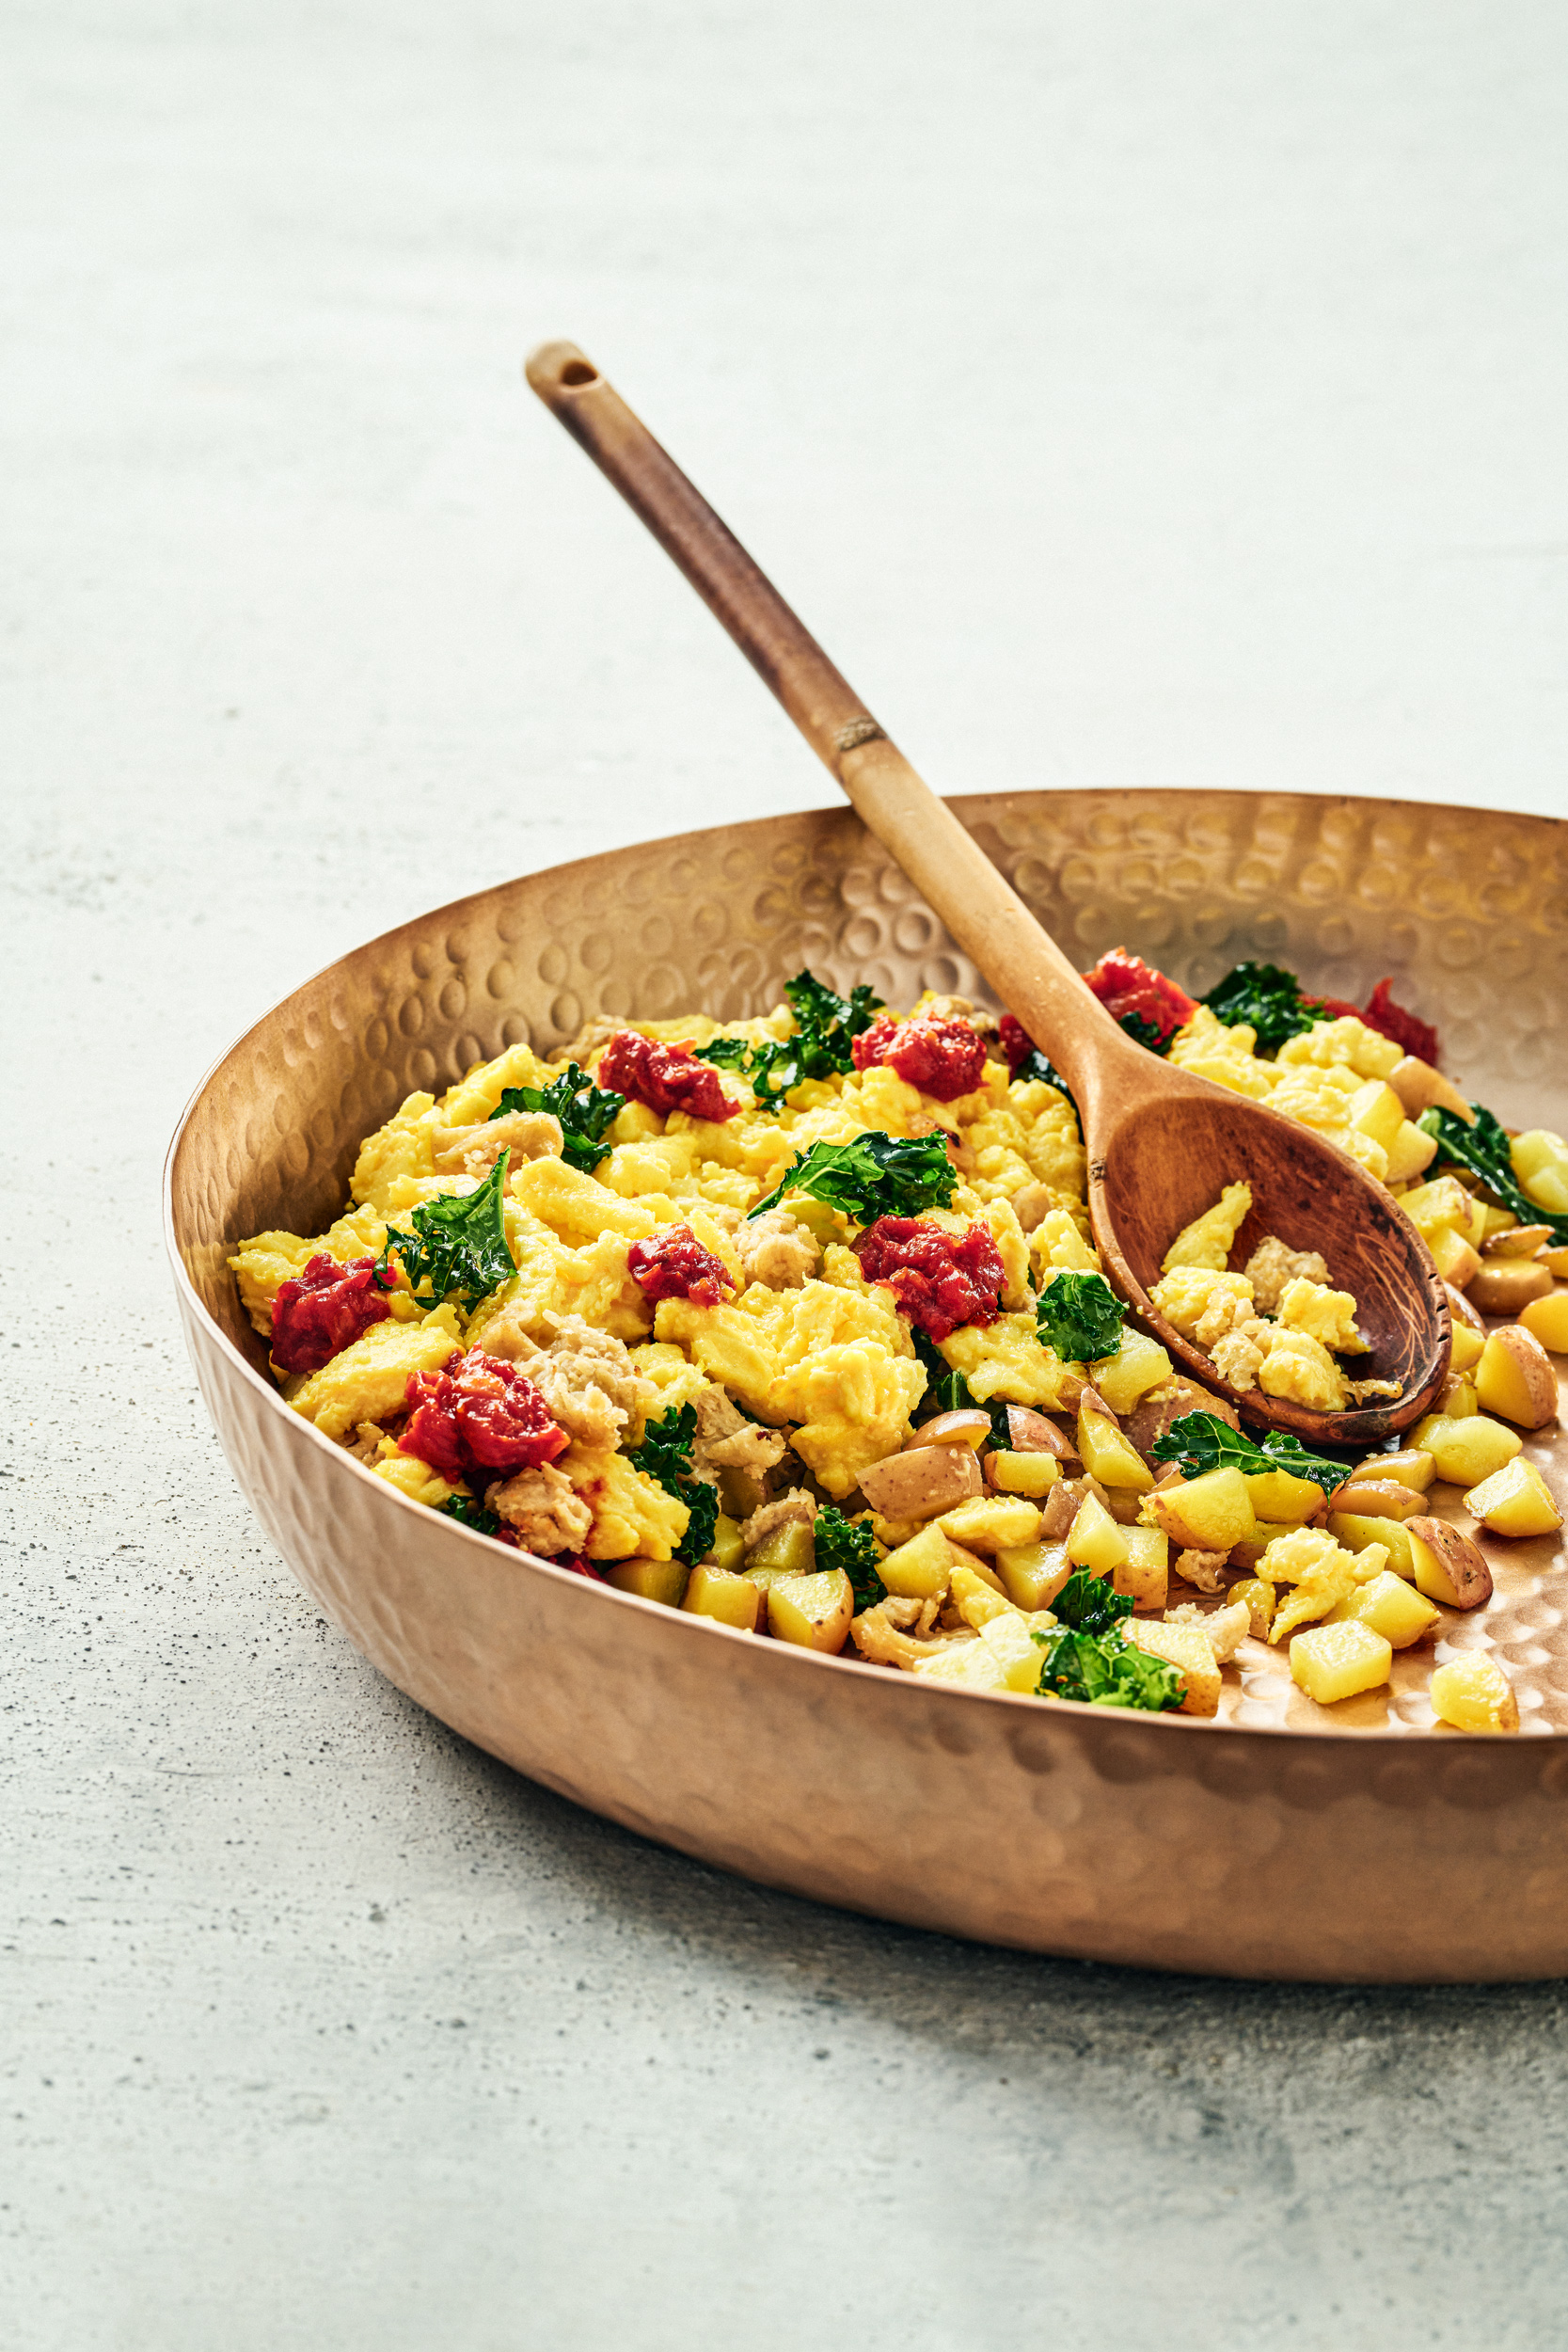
[165,790,1560,1751]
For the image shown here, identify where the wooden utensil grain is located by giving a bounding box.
[524,339,1449,1446]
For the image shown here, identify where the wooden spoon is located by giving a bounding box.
[525,340,1449,1448]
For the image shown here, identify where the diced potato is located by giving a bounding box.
[1328,1477,1422,1523]
[1326,1513,1415,1579]
[1449,1323,1484,1373]
[682,1563,761,1631]
[1520,1291,1568,1354]
[1348,1078,1408,1155]
[1412,1413,1523,1486]
[1384,1119,1439,1186]
[1244,1467,1327,1523]
[910,1640,1008,1691]
[1428,1227,1482,1288]
[1228,1518,1302,1570]
[1543,1247,1568,1279]
[1327,1569,1440,1648]
[1474,1327,1560,1430]
[994,1539,1073,1613]
[1467,1260,1553,1316]
[1066,1493,1129,1574]
[1484,1220,1552,1255]
[746,1519,817,1579]
[607,1559,692,1607]
[1463,1457,1563,1537]
[1002,1406,1077,1458]
[707,1514,745,1574]
[938,1495,1044,1554]
[1149,1466,1255,1552]
[858,1443,984,1520]
[1439,1375,1480,1420]
[1402,1174,1477,1240]
[976,1611,1052,1692]
[986,1450,1061,1498]
[1229,1576,1275,1637]
[908,1408,993,1451]
[878,1521,958,1602]
[1091,1328,1174,1415]
[1429,1652,1520,1733]
[1124,1620,1221,1716]
[1290,1620,1393,1704]
[1512,1129,1568,1216]
[1352,1448,1436,1493]
[1076,1405,1154,1493]
[946,1540,1007,1594]
[767,1568,854,1653]
[949,1561,1017,1629]
[1115,1523,1168,1612]
[1407,1518,1494,1611]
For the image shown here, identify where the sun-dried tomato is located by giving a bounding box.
[598,1030,736,1123]
[853,1216,1006,1342]
[399,1350,568,1481]
[998,1014,1041,1076]
[270,1253,392,1375]
[626,1226,737,1307]
[558,1552,609,1582]
[850,1012,988,1102]
[1082,949,1196,1047]
[1361,978,1439,1066]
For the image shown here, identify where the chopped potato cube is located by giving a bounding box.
[910,1640,1008,1691]
[1520,1291,1568,1355]
[1474,1327,1560,1430]
[987,1450,1061,1498]
[607,1559,692,1608]
[767,1568,853,1652]
[1065,1493,1129,1574]
[1124,1620,1221,1716]
[1347,1448,1435,1493]
[938,1495,1044,1554]
[1449,1323,1484,1372]
[1512,1130,1568,1216]
[1091,1328,1174,1414]
[1149,1466,1255,1552]
[1429,1652,1520,1732]
[1463,1457,1563,1537]
[879,1521,958,1601]
[994,1539,1073,1612]
[1115,1522,1169,1612]
[682,1564,761,1631]
[949,1561,1017,1629]
[1244,1467,1327,1523]
[1327,1569,1440,1648]
[1326,1512,1415,1580]
[1076,1405,1154,1492]
[1290,1620,1393,1704]
[1411,1412,1523,1486]
[975,1611,1052,1692]
[1428,1227,1483,1288]
[1229,1576,1275,1637]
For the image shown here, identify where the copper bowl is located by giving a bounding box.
[165,789,1568,1981]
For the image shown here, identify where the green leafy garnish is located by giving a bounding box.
[627,1403,719,1566]
[440,1495,504,1536]
[747,1129,957,1223]
[1418,1104,1568,1247]
[814,1506,885,1612]
[1035,1270,1125,1364]
[1148,1409,1343,1492]
[1202,961,1328,1054]
[378,1151,515,1311]
[1117,1010,1171,1056]
[491,1063,624,1175]
[1049,1567,1134,1636]
[695,968,883,1111]
[1032,1623,1185,1711]
[911,1327,974,1417]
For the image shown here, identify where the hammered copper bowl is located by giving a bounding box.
[166,789,1568,1981]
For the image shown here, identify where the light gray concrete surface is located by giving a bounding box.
[6,4,1568,2346]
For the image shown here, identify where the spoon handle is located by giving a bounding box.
[525,341,1113,1095]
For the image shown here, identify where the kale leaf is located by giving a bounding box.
[440,1495,504,1536]
[1048,1567,1134,1636]
[1418,1104,1568,1247]
[1117,1010,1170,1056]
[378,1150,516,1311]
[911,1327,976,1417]
[814,1506,886,1612]
[1032,1624,1185,1711]
[1036,1269,1125,1364]
[1148,1408,1343,1492]
[746,1129,957,1223]
[694,968,883,1112]
[627,1402,719,1566]
[1202,961,1327,1054]
[492,1063,625,1174]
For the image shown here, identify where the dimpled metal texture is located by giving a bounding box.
[166,790,1568,1981]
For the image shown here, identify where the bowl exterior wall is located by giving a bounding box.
[167,790,1568,1979]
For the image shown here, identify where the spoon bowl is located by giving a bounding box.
[525,339,1450,1445]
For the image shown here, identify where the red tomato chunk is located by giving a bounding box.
[400,1350,568,1482]
[1083,949,1196,1046]
[851,1012,988,1102]
[627,1226,737,1307]
[853,1216,1006,1342]
[598,1030,736,1122]
[271,1253,392,1375]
